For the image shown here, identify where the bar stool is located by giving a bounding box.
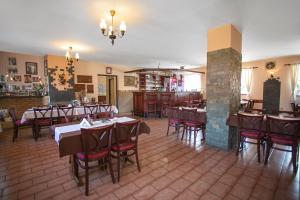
[160,93,172,117]
[145,93,158,118]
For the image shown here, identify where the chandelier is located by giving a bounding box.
[99,10,126,45]
[65,46,79,66]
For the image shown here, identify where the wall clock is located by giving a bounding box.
[265,61,276,70]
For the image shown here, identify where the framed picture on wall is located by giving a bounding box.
[8,57,17,66]
[44,59,48,76]
[13,75,22,82]
[24,75,32,83]
[106,67,112,74]
[25,62,38,75]
[32,76,41,82]
[124,76,137,87]
[8,68,18,74]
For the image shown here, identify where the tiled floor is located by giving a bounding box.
[0,118,299,200]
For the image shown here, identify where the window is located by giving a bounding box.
[184,74,201,91]
[296,65,300,96]
[241,69,252,95]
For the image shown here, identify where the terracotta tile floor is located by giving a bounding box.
[0,118,299,200]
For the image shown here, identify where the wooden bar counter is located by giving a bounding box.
[132,91,202,117]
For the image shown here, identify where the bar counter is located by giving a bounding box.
[132,91,202,116]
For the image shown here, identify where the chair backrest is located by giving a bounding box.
[266,115,300,137]
[98,104,113,118]
[33,107,53,119]
[57,106,74,122]
[237,112,264,132]
[84,105,98,115]
[8,108,18,126]
[166,107,180,119]
[115,120,140,146]
[181,108,198,122]
[80,124,114,158]
[290,102,296,112]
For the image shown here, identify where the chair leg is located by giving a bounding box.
[264,140,271,165]
[292,145,298,173]
[107,155,116,183]
[257,139,261,163]
[12,127,18,142]
[117,152,121,182]
[73,155,79,179]
[236,135,241,156]
[85,162,89,196]
[135,149,141,172]
[167,124,170,136]
[181,125,185,141]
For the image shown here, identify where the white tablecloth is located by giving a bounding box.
[21,106,118,123]
[54,117,135,143]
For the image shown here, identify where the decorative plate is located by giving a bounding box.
[265,61,276,70]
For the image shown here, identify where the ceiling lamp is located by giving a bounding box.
[65,46,79,66]
[99,10,126,45]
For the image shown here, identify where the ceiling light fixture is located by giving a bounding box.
[65,46,79,66]
[99,10,126,45]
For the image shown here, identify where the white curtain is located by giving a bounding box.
[290,64,300,102]
[241,69,253,98]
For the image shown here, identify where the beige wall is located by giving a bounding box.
[0,51,45,87]
[207,24,242,53]
[201,55,300,111]
[47,55,138,100]
[242,55,300,110]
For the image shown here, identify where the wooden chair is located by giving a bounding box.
[181,108,206,143]
[74,124,115,195]
[265,116,300,173]
[83,104,98,119]
[33,107,53,140]
[57,106,74,124]
[98,104,113,118]
[8,108,32,142]
[236,112,265,162]
[166,107,184,136]
[145,93,158,118]
[111,120,141,182]
[160,93,172,117]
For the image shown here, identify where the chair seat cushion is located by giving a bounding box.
[169,118,184,125]
[241,131,264,139]
[76,149,109,161]
[270,134,296,145]
[112,143,135,152]
[58,117,72,124]
[36,119,52,126]
[97,112,111,118]
[184,121,205,127]
[15,120,31,127]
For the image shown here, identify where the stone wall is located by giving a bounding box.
[206,48,241,150]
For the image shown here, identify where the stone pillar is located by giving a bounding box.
[206,24,242,150]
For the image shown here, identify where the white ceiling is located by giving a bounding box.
[0,0,299,68]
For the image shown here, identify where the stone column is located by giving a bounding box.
[206,24,242,150]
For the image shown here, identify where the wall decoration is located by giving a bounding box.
[0,75,5,82]
[77,75,92,83]
[8,57,17,66]
[24,75,32,83]
[13,75,22,82]
[44,59,48,76]
[106,67,112,74]
[8,68,18,74]
[124,76,137,87]
[32,76,41,82]
[265,61,276,70]
[48,65,75,103]
[25,62,38,75]
[74,84,85,92]
[87,85,94,93]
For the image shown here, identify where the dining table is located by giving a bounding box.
[20,105,118,123]
[50,116,150,157]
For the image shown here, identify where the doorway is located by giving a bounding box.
[97,74,118,106]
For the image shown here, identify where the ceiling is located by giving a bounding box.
[0,0,299,69]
